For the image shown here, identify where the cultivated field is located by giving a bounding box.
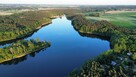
[0,9,34,16]
[86,11,136,29]
[0,11,13,15]
[105,10,136,14]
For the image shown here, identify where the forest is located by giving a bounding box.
[69,14,136,51]
[67,10,136,76]
[0,10,63,42]
[0,9,62,63]
[0,38,50,63]
[0,5,136,76]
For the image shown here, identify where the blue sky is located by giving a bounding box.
[0,0,136,5]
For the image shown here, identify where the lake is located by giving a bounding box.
[0,16,110,77]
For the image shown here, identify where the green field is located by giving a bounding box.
[86,12,136,29]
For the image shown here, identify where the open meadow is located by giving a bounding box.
[86,11,136,29]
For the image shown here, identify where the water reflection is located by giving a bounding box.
[78,32,110,41]
[0,48,48,65]
[0,32,35,48]
[0,23,51,48]
[0,16,110,77]
[1,55,27,65]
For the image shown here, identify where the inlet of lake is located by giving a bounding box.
[0,16,110,77]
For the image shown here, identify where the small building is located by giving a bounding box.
[127,52,132,56]
[117,57,123,60]
[111,61,117,66]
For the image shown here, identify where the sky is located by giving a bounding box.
[0,0,136,5]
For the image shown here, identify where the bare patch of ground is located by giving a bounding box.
[0,11,13,16]
[105,10,136,14]
[0,9,34,16]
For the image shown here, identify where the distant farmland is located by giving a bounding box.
[86,11,136,29]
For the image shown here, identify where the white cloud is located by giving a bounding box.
[0,0,136,5]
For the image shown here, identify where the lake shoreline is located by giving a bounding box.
[0,21,51,44]
[68,14,136,76]
[0,40,50,64]
[0,15,111,77]
[0,14,63,44]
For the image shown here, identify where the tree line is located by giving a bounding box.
[68,14,136,77]
[0,38,50,63]
[0,10,63,42]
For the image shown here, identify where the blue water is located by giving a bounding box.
[0,16,110,77]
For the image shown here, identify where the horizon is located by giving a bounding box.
[0,0,136,5]
[0,4,136,6]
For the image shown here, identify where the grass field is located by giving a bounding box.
[86,11,136,29]
[0,9,33,16]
